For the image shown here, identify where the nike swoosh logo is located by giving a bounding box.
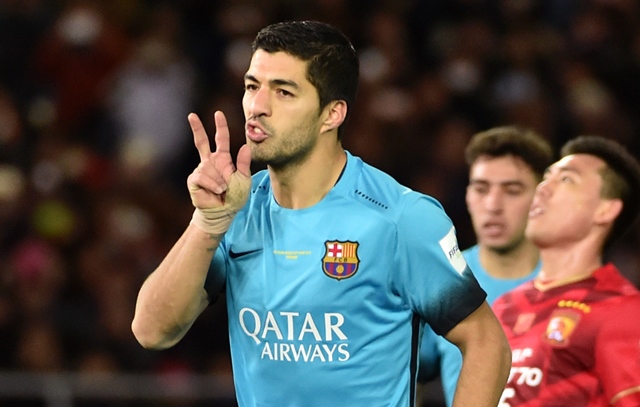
[229,248,262,259]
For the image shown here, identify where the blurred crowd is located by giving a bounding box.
[1,0,640,401]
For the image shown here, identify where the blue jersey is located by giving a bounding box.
[205,152,486,407]
[420,244,540,406]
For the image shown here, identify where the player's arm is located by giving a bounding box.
[131,111,251,349]
[131,225,220,349]
[445,301,511,407]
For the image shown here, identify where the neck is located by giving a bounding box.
[478,240,540,279]
[269,142,346,209]
[536,238,603,284]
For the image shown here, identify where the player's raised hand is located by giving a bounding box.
[187,111,251,234]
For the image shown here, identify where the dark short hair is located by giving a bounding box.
[465,126,554,180]
[560,135,640,250]
[252,21,359,139]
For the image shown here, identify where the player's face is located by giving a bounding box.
[466,155,539,253]
[526,154,607,248]
[242,50,324,167]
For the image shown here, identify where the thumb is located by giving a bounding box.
[224,144,252,212]
[225,170,251,213]
[235,144,252,178]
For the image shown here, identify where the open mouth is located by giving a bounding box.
[246,121,269,142]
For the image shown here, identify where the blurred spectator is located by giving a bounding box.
[15,319,65,372]
[30,0,130,143]
[107,4,197,188]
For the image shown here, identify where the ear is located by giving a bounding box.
[594,198,623,226]
[320,100,347,134]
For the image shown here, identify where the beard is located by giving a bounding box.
[487,233,527,255]
[250,121,320,170]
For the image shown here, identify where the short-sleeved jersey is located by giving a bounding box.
[204,152,487,407]
[420,245,540,406]
[493,263,640,407]
[463,245,541,306]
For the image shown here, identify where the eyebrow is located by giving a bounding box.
[544,165,582,176]
[469,179,526,187]
[244,74,300,90]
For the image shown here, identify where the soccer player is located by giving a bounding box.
[419,127,554,407]
[493,135,640,406]
[131,21,511,407]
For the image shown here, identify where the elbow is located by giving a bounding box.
[503,339,512,363]
[502,343,512,369]
[131,317,175,350]
[499,335,513,380]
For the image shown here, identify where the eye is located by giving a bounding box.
[244,83,258,92]
[277,88,294,97]
[503,183,526,195]
[560,175,574,183]
[469,184,489,195]
[505,187,525,196]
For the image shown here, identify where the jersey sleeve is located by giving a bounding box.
[596,296,640,407]
[393,194,486,336]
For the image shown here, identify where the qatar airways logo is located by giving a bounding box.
[239,308,350,362]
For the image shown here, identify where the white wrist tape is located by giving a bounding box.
[190,207,236,235]
[189,171,251,235]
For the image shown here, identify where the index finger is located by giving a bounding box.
[188,112,211,162]
[213,110,230,154]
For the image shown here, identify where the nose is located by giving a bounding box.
[484,188,504,213]
[535,178,552,197]
[245,86,271,118]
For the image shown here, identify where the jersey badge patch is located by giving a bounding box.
[322,240,360,280]
[438,227,467,274]
[542,309,581,347]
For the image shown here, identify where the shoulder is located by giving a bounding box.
[601,293,640,309]
[593,263,640,296]
[596,294,640,334]
[357,160,446,216]
[462,245,480,263]
[347,156,448,223]
[493,280,535,308]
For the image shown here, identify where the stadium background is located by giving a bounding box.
[1,0,639,405]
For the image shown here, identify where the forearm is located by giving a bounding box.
[448,303,512,407]
[452,336,511,406]
[132,224,222,349]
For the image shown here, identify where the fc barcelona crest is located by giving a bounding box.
[322,240,360,280]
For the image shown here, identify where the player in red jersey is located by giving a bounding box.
[493,135,640,407]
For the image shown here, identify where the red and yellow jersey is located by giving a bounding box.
[493,264,640,407]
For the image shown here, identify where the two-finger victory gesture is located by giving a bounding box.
[187,111,252,235]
